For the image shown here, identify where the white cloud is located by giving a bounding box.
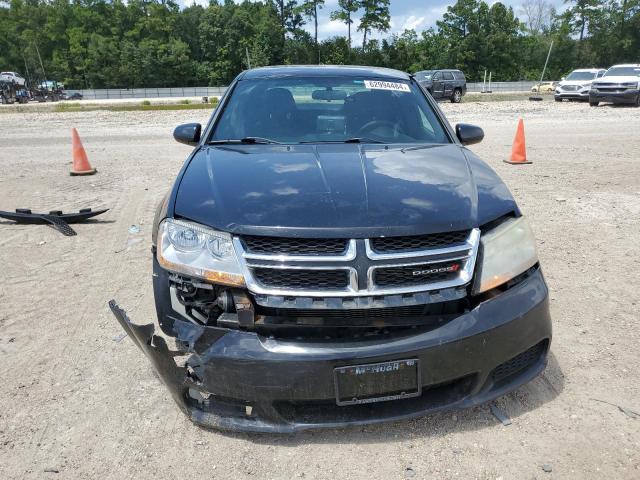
[401,15,425,31]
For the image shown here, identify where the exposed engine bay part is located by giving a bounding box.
[168,272,242,327]
[0,208,108,236]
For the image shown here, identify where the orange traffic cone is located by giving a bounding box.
[504,118,531,165]
[70,128,97,176]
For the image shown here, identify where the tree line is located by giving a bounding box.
[0,0,638,89]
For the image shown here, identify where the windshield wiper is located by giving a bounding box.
[209,137,282,145]
[400,144,438,153]
[343,137,386,144]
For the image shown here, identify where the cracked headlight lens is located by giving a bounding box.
[157,218,245,286]
[473,216,539,294]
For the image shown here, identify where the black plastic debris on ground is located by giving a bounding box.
[0,208,108,236]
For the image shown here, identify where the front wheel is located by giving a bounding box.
[451,89,462,103]
[554,97,562,102]
[589,101,599,107]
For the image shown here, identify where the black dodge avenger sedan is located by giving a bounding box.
[110,65,551,433]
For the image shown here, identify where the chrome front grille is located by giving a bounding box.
[233,229,480,298]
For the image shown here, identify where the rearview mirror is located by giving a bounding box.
[455,123,484,146]
[312,89,347,101]
[173,123,202,146]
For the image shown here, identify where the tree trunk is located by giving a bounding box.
[347,12,351,50]
[363,29,368,49]
[314,2,319,63]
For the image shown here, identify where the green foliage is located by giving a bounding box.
[358,0,391,48]
[0,0,637,89]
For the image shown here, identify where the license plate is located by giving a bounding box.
[334,359,421,406]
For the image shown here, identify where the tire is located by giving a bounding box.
[554,97,562,102]
[451,89,462,103]
[636,94,640,107]
[589,101,598,107]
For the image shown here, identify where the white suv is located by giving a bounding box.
[0,71,27,86]
[589,64,640,107]
[555,68,605,102]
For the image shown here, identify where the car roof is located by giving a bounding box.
[572,68,604,72]
[608,64,640,68]
[241,65,410,81]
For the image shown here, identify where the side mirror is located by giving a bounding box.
[561,76,565,81]
[173,123,202,146]
[455,123,484,146]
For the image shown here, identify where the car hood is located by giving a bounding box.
[593,76,640,84]
[173,143,517,237]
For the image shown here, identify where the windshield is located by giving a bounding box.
[211,76,449,144]
[566,71,596,81]
[604,67,640,77]
[417,71,434,79]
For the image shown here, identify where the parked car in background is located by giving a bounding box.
[530,82,557,93]
[414,69,467,103]
[0,71,26,86]
[61,91,83,100]
[589,64,640,106]
[555,69,606,101]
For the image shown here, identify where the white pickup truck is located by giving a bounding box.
[0,71,27,86]
[589,64,640,107]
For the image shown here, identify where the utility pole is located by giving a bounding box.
[538,40,553,86]
[34,41,47,82]
[22,53,32,87]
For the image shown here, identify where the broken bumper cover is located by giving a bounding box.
[109,268,551,433]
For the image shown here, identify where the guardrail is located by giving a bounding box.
[65,87,227,100]
[65,81,548,100]
[466,81,541,93]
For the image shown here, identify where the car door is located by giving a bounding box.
[431,72,444,98]
[442,71,454,97]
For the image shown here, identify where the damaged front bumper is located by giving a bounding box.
[109,267,552,434]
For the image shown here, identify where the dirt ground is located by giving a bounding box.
[0,99,639,479]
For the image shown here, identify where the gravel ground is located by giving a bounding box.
[0,100,639,479]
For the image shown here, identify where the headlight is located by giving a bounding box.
[157,218,245,287]
[472,217,538,294]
